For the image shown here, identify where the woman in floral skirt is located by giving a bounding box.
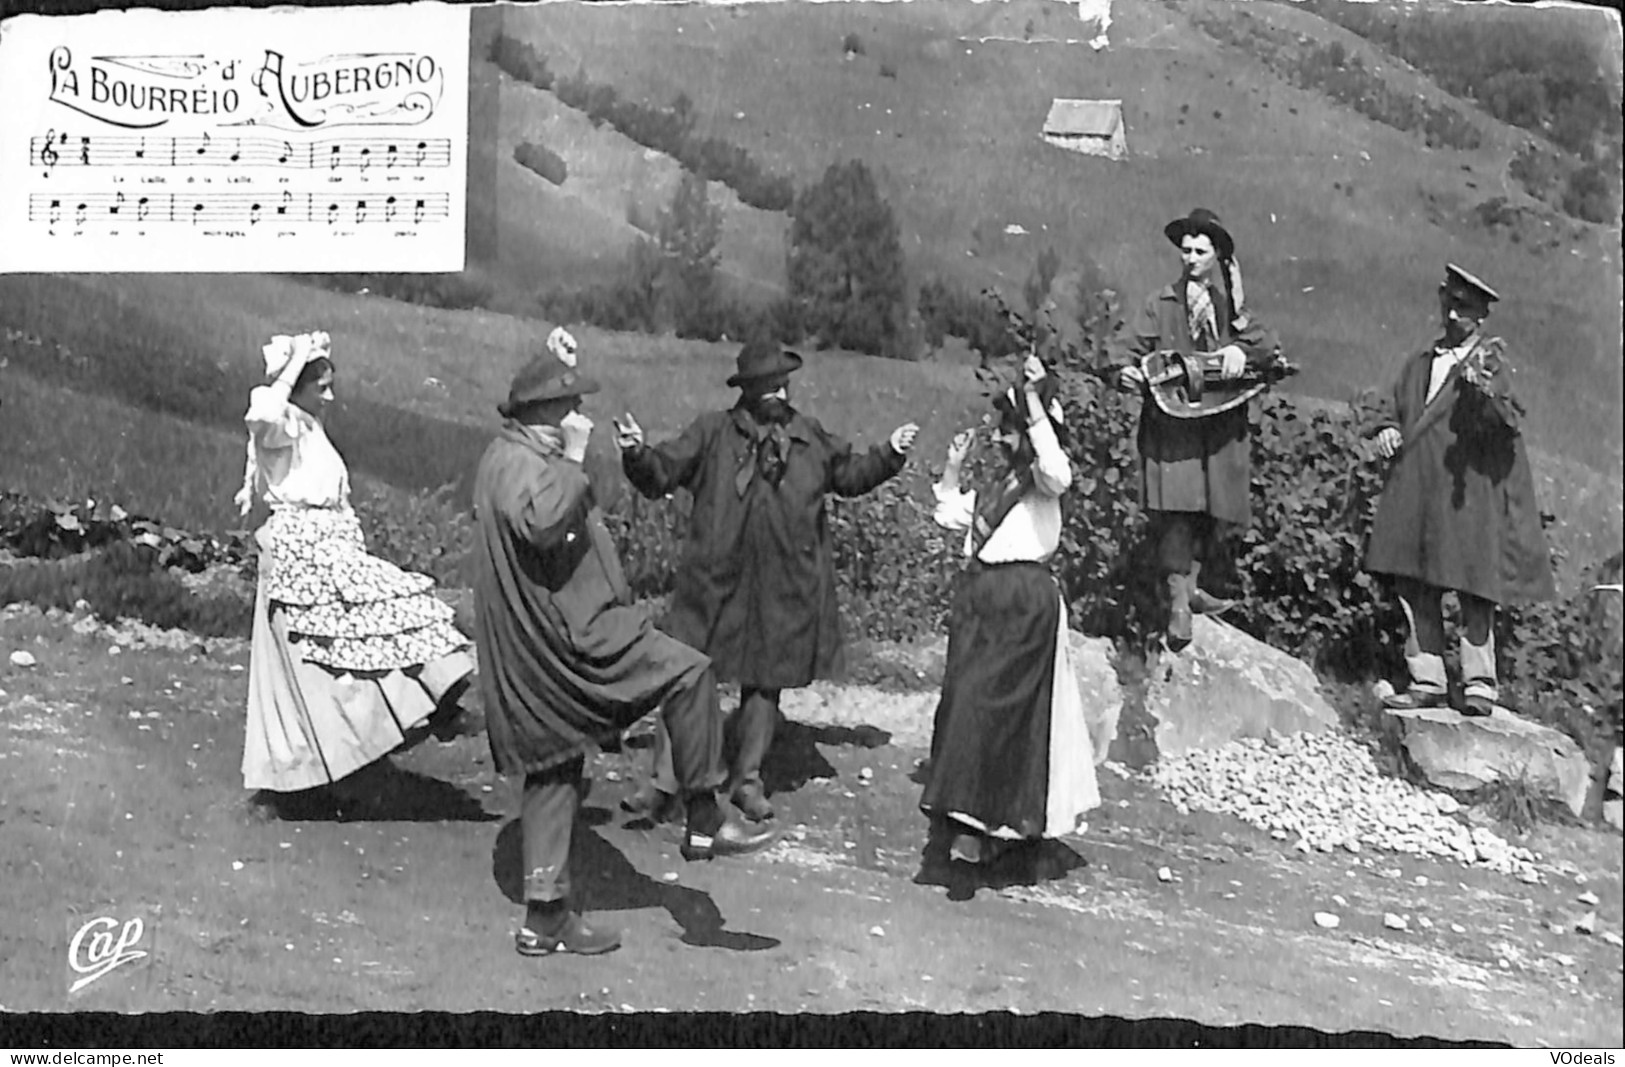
[236,330,478,800]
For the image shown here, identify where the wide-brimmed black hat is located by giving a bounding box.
[1443,263,1500,308]
[726,338,804,388]
[1164,207,1235,260]
[498,350,600,418]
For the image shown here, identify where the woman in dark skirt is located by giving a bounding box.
[921,354,1100,870]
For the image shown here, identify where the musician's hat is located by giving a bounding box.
[498,328,599,418]
[1443,263,1500,309]
[726,337,804,389]
[1164,208,1235,260]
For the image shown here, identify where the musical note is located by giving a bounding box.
[358,146,371,175]
[79,136,90,166]
[191,201,205,224]
[27,190,450,229]
[74,201,87,226]
[134,137,146,161]
[195,131,211,159]
[326,201,339,225]
[277,190,293,217]
[229,139,242,164]
[110,191,125,217]
[415,141,427,167]
[413,197,426,224]
[386,144,398,169]
[48,198,61,225]
[249,201,262,226]
[385,195,398,222]
[278,141,292,165]
[137,196,151,222]
[329,145,342,172]
[355,199,367,224]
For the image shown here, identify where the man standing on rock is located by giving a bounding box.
[615,335,920,822]
[1114,208,1284,651]
[471,329,776,959]
[1365,264,1555,715]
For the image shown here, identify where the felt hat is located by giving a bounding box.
[1164,207,1235,261]
[498,329,599,417]
[726,337,804,389]
[1443,263,1500,308]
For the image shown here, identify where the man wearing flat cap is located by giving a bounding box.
[470,327,775,959]
[1365,265,1554,715]
[1115,208,1284,650]
[615,336,920,822]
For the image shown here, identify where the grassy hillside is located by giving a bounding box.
[487,0,1622,473]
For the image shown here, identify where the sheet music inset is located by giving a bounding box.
[0,2,469,272]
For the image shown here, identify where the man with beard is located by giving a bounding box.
[1116,208,1283,651]
[1364,264,1555,714]
[615,336,920,822]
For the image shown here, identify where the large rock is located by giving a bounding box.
[1068,629,1122,765]
[1605,747,1623,833]
[1142,616,1339,759]
[1387,706,1592,818]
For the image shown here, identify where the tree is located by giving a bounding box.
[786,159,908,358]
[655,171,725,336]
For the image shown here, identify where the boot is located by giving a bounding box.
[681,793,778,861]
[515,910,622,957]
[1166,571,1193,651]
[731,780,775,823]
[1188,562,1238,617]
[620,783,681,824]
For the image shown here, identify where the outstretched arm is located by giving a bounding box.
[622,416,709,499]
[827,429,909,498]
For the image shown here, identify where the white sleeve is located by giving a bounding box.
[931,481,976,532]
[244,384,304,448]
[1026,417,1072,497]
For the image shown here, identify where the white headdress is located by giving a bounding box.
[547,326,578,368]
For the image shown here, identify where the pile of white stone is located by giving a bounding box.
[1148,728,1542,882]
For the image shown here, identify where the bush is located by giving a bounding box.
[515,141,568,186]
[0,541,252,638]
[350,482,475,589]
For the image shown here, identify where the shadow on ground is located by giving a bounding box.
[491,816,781,952]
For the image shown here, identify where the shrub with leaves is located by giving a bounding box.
[349,482,475,589]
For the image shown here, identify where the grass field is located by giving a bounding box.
[1,0,1619,563]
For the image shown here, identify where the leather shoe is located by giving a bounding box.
[621,785,681,824]
[1190,589,1239,616]
[1461,694,1497,717]
[732,781,775,822]
[1381,688,1450,711]
[515,914,621,957]
[682,814,779,861]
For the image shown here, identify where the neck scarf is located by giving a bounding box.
[735,407,792,497]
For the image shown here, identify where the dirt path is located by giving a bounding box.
[1,609,1619,1044]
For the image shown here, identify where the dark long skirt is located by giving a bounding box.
[921,562,1071,840]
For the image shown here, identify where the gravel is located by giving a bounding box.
[1147,728,1542,881]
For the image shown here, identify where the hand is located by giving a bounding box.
[614,411,644,450]
[946,429,974,468]
[560,410,593,462]
[1216,345,1247,381]
[890,422,920,454]
[1374,427,1402,460]
[1022,353,1047,384]
[1118,365,1147,393]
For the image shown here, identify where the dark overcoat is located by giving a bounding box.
[623,404,907,689]
[1364,340,1555,606]
[1121,283,1281,527]
[471,424,708,776]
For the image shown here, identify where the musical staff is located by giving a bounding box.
[30,131,453,172]
[27,190,451,227]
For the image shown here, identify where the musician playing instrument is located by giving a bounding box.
[1364,264,1555,715]
[1114,208,1284,650]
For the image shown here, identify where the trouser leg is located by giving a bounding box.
[648,716,678,795]
[521,757,586,905]
[1157,513,1198,645]
[732,687,780,792]
[1458,592,1499,704]
[662,662,729,799]
[1394,577,1448,695]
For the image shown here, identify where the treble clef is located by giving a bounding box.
[39,128,60,171]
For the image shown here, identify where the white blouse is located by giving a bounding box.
[244,383,351,510]
[932,417,1072,563]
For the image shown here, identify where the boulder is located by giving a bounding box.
[1386,706,1592,818]
[1068,629,1122,765]
[1605,747,1623,833]
[1142,616,1339,759]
